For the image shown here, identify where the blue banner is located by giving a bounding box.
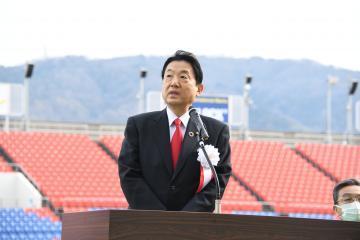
[192,96,228,123]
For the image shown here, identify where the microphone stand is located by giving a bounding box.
[196,133,221,214]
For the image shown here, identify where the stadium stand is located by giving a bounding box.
[99,136,340,214]
[0,132,128,211]
[99,135,123,159]
[24,208,60,222]
[0,208,61,240]
[230,140,335,214]
[100,136,266,213]
[0,156,12,172]
[3,131,359,239]
[222,177,262,213]
[296,143,360,181]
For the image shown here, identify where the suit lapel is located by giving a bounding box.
[172,120,199,180]
[154,109,173,175]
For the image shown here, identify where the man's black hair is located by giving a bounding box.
[161,50,203,84]
[333,178,360,204]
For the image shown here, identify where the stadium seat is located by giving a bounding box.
[99,135,123,158]
[222,177,262,213]
[3,130,356,233]
[230,140,335,214]
[0,132,127,210]
[296,143,360,181]
[0,156,12,172]
[0,208,61,240]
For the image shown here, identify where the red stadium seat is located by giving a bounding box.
[99,135,123,158]
[221,177,262,212]
[230,140,335,214]
[0,156,12,172]
[295,143,360,181]
[2,131,349,216]
[0,132,127,211]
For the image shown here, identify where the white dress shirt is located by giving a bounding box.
[166,107,190,141]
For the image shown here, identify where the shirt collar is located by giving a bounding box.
[166,107,190,128]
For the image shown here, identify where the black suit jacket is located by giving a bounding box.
[118,109,231,212]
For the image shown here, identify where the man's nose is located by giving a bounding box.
[170,76,180,86]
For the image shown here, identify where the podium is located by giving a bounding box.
[62,210,360,240]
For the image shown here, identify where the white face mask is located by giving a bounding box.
[338,201,360,221]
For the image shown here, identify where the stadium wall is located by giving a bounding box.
[0,172,42,208]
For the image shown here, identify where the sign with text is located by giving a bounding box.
[146,92,243,126]
[192,96,229,123]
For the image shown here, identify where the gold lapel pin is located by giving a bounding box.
[189,132,194,137]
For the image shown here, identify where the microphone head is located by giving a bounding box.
[188,107,209,140]
[189,107,198,117]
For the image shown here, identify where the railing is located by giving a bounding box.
[1,118,359,144]
[0,119,125,139]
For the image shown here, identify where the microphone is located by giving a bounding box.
[189,107,221,213]
[189,107,209,140]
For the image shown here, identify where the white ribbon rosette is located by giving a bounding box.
[196,145,220,192]
[197,144,220,168]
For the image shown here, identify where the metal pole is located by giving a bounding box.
[24,63,34,131]
[243,88,250,140]
[242,75,252,140]
[24,77,29,131]
[344,80,358,144]
[326,82,332,143]
[138,77,144,113]
[240,97,245,140]
[4,115,10,132]
[138,69,147,114]
[326,76,337,143]
[346,96,353,144]
[197,137,221,214]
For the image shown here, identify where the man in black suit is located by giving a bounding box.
[118,50,231,212]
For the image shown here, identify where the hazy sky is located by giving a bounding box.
[1,0,359,70]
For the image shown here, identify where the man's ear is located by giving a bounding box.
[196,84,204,96]
[334,205,342,217]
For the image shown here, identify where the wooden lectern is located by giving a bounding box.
[62,210,360,240]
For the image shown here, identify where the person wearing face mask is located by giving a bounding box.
[333,178,360,221]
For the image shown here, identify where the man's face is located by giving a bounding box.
[334,185,360,219]
[162,60,203,109]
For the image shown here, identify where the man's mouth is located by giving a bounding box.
[168,91,179,96]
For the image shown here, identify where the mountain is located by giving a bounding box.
[0,55,359,133]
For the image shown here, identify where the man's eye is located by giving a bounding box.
[180,75,188,79]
